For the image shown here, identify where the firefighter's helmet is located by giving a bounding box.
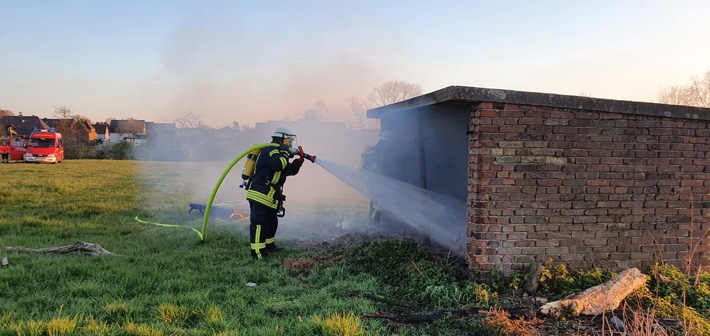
[272,127,297,146]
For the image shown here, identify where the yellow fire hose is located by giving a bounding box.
[135,143,274,241]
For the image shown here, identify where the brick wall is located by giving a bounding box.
[467,102,710,275]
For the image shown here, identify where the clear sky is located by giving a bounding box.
[1,0,709,127]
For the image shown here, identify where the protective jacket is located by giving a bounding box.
[246,143,302,209]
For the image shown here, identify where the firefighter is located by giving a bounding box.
[360,144,382,224]
[245,127,304,260]
[360,131,391,227]
[0,142,9,163]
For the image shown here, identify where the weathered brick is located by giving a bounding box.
[545,247,570,255]
[535,239,560,247]
[583,238,608,246]
[595,231,619,238]
[468,105,710,275]
[592,245,617,253]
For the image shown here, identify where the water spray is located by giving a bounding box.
[314,158,467,255]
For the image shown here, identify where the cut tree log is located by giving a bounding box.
[540,267,647,318]
[5,241,117,256]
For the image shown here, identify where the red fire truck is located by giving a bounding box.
[0,135,26,162]
[9,136,27,162]
[25,129,64,163]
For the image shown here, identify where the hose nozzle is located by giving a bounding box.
[303,153,316,163]
[298,146,317,163]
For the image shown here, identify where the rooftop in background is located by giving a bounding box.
[0,115,50,137]
[367,86,710,121]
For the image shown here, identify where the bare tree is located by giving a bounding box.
[349,80,423,129]
[175,110,202,128]
[349,96,377,129]
[53,106,75,119]
[52,106,80,141]
[300,99,326,122]
[0,108,14,117]
[367,80,423,107]
[658,71,710,107]
[51,108,94,159]
[688,71,710,107]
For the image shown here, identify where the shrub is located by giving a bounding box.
[92,140,134,159]
[537,258,615,300]
[649,263,710,315]
[538,258,575,298]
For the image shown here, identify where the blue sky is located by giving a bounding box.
[1,0,709,127]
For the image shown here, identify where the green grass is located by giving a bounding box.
[0,160,490,335]
[2,160,709,336]
[0,160,385,335]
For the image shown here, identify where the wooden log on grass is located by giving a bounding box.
[540,267,647,318]
[5,241,116,256]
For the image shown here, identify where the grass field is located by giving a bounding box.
[0,160,387,335]
[2,160,710,336]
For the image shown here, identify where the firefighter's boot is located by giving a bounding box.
[265,243,284,253]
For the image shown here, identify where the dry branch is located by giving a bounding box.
[350,290,536,324]
[5,241,116,256]
[362,309,482,324]
[540,268,647,318]
[347,290,422,310]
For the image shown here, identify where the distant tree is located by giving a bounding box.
[658,71,710,107]
[175,110,202,128]
[92,141,133,160]
[367,80,423,107]
[301,99,326,122]
[51,106,94,159]
[0,108,14,117]
[301,110,323,122]
[349,96,376,129]
[53,106,75,119]
[196,120,211,129]
[349,80,423,129]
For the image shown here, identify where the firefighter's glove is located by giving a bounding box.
[291,158,304,168]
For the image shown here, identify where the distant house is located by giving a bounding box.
[0,113,50,138]
[109,119,147,144]
[43,118,98,143]
[93,122,110,142]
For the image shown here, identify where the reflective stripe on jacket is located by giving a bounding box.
[246,143,301,209]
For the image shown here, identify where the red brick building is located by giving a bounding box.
[367,86,710,275]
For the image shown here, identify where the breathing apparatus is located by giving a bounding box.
[239,127,316,189]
